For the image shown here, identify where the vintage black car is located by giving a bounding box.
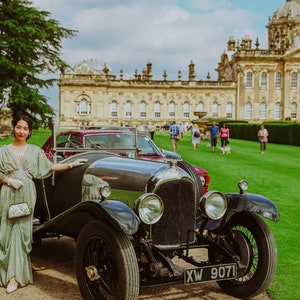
[33,151,279,300]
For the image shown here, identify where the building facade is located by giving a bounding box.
[59,0,300,127]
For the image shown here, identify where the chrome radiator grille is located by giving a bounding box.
[151,180,196,246]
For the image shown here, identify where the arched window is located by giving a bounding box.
[291,102,297,119]
[154,101,161,118]
[212,101,219,118]
[260,102,267,120]
[140,101,146,118]
[197,101,204,112]
[226,102,233,119]
[245,101,252,120]
[168,101,175,118]
[125,100,132,118]
[260,71,267,88]
[275,102,281,120]
[246,71,253,88]
[275,72,282,88]
[110,100,118,118]
[183,102,190,118]
[76,98,91,115]
[291,72,298,88]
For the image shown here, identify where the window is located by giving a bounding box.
[245,101,252,120]
[154,101,161,118]
[110,100,118,118]
[125,101,132,118]
[260,102,267,120]
[246,72,253,88]
[197,101,204,112]
[183,102,190,118]
[76,98,91,115]
[140,101,146,118]
[275,72,282,88]
[168,101,175,118]
[226,102,233,119]
[212,101,219,118]
[291,72,298,88]
[260,72,267,88]
[291,102,297,119]
[275,102,281,120]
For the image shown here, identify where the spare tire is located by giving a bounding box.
[177,160,204,204]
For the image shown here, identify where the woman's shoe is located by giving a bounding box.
[6,283,18,293]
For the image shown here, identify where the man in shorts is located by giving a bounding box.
[169,121,180,152]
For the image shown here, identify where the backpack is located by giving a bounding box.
[193,131,200,138]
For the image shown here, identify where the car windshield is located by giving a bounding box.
[137,136,160,155]
[84,133,135,149]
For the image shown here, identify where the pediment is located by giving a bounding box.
[282,48,300,59]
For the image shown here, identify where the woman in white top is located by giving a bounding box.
[257,125,269,154]
[191,124,201,150]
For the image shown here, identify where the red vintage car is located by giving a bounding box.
[42,126,210,193]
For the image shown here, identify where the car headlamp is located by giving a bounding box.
[200,191,227,220]
[238,180,248,193]
[199,176,206,186]
[100,184,111,198]
[134,193,164,225]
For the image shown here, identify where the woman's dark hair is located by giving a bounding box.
[13,114,33,140]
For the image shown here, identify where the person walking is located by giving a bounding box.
[257,124,269,153]
[0,114,86,294]
[169,121,180,152]
[148,124,156,140]
[210,121,219,152]
[219,123,230,148]
[191,123,201,150]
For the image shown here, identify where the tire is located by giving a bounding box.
[76,221,140,300]
[210,212,277,299]
[177,160,204,203]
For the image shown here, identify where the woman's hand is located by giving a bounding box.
[68,158,88,169]
[7,178,23,189]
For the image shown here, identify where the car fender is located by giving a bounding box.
[33,199,140,238]
[205,192,280,231]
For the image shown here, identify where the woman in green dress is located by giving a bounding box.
[0,115,86,293]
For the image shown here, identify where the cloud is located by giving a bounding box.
[30,0,281,112]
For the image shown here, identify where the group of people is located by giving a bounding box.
[169,120,268,154]
[209,122,230,153]
[0,115,87,294]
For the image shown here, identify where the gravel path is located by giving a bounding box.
[0,237,271,300]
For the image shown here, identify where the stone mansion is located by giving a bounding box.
[58,0,300,127]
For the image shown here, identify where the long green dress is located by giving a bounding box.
[0,144,54,287]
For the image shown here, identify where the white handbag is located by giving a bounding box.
[8,202,31,219]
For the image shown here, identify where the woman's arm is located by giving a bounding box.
[51,158,87,171]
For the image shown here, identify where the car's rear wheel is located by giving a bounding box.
[76,221,139,300]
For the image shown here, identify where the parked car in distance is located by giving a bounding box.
[41,126,210,193]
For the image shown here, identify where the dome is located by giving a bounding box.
[73,58,103,74]
[273,0,300,20]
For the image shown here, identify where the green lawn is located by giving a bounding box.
[1,129,299,299]
[153,131,300,300]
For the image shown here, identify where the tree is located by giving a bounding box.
[0,0,76,127]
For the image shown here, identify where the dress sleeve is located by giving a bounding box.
[35,148,55,179]
[24,145,54,179]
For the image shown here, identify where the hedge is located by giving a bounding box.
[226,122,300,146]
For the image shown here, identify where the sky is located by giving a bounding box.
[30,0,286,114]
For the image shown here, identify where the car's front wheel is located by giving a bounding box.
[209,212,277,299]
[76,221,139,300]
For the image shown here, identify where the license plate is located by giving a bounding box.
[184,263,237,284]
